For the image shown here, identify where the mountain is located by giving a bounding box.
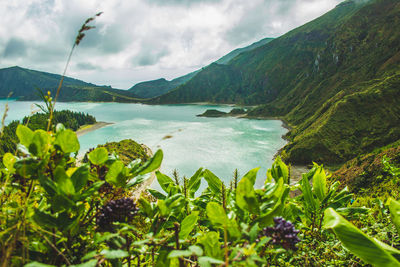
[215,37,273,65]
[128,38,273,98]
[0,66,139,102]
[128,71,199,99]
[152,0,400,165]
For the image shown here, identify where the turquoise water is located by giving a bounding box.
[0,100,287,188]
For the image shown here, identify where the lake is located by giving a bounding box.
[0,100,287,188]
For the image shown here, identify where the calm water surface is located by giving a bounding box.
[0,100,287,188]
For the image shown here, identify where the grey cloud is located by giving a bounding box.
[78,23,128,54]
[76,62,99,70]
[26,0,55,17]
[147,0,222,6]
[2,38,27,58]
[133,46,170,66]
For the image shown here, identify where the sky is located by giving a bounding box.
[0,0,343,89]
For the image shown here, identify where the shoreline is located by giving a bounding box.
[76,121,114,137]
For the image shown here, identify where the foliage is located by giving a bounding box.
[83,139,149,165]
[0,124,162,266]
[1,122,375,267]
[0,110,96,158]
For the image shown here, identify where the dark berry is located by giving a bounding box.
[96,197,139,232]
[260,217,300,251]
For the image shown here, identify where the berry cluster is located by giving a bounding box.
[96,197,139,232]
[262,217,300,251]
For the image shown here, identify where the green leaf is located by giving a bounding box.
[179,213,198,240]
[55,129,80,153]
[139,197,153,217]
[242,167,260,186]
[70,165,89,192]
[168,250,193,258]
[54,166,75,196]
[206,202,227,227]
[88,147,108,165]
[100,249,129,259]
[188,168,203,195]
[126,174,150,188]
[29,130,51,157]
[300,172,316,213]
[258,179,289,227]
[236,177,259,214]
[227,219,240,239]
[80,181,104,200]
[38,174,58,197]
[313,167,327,201]
[105,160,126,187]
[16,124,33,147]
[267,156,288,183]
[389,198,400,234]
[197,232,223,259]
[156,171,174,193]
[158,199,170,217]
[189,245,203,256]
[147,188,166,200]
[198,256,225,267]
[323,208,400,267]
[32,210,59,228]
[70,260,98,267]
[25,261,56,267]
[135,149,163,175]
[202,169,222,195]
[3,152,16,171]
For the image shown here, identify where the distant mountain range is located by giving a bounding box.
[128,38,273,98]
[150,0,400,165]
[0,66,140,102]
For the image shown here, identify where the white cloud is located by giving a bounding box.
[0,0,342,89]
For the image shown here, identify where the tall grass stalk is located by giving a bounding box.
[47,12,102,131]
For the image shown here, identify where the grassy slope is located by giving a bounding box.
[0,66,140,102]
[86,139,149,165]
[332,140,400,195]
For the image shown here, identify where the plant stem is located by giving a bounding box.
[224,226,229,267]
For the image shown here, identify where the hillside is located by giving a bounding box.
[128,38,273,98]
[128,71,198,99]
[215,37,274,65]
[153,0,400,165]
[0,66,140,102]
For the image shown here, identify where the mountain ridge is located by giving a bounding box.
[128,38,273,98]
[0,65,140,102]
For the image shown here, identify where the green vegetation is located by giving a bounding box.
[0,66,140,102]
[84,139,149,165]
[1,123,400,266]
[129,72,199,99]
[197,109,228,117]
[152,0,400,166]
[197,108,247,117]
[0,110,96,157]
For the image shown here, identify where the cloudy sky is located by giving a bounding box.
[0,0,343,89]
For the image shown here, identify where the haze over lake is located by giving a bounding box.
[1,100,287,188]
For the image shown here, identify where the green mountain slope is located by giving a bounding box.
[128,71,199,99]
[215,37,273,65]
[0,66,140,102]
[129,38,273,98]
[154,0,400,165]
